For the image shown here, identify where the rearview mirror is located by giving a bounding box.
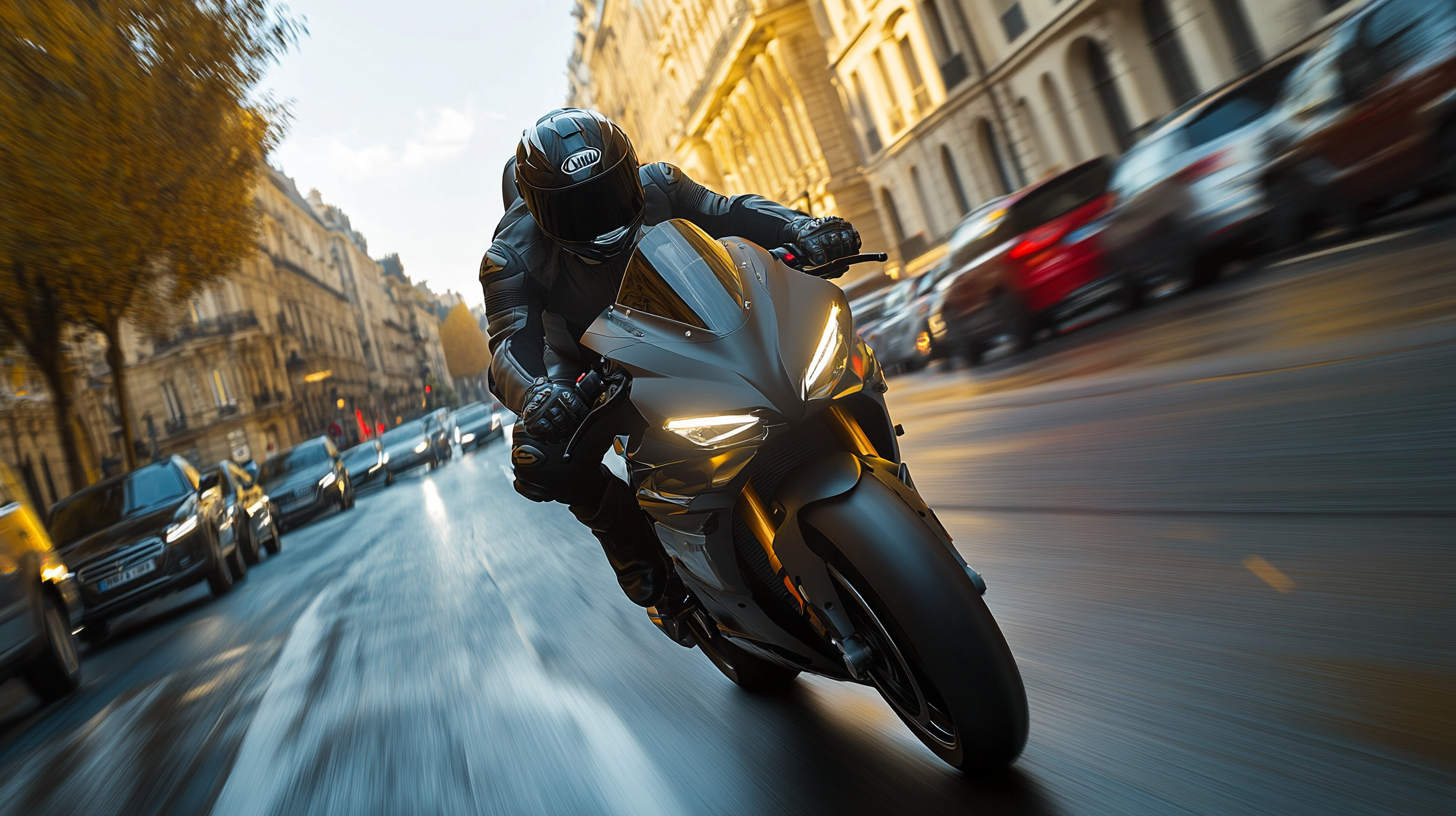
[198,472,221,494]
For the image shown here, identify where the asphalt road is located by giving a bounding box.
[0,223,1452,815]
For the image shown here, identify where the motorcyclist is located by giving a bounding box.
[478,108,861,612]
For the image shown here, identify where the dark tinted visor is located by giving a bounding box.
[522,154,646,244]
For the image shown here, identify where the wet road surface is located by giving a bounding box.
[0,222,1452,815]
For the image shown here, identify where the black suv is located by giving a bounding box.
[258,437,355,530]
[47,456,245,642]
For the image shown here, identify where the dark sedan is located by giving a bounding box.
[342,440,393,489]
[47,456,244,642]
[454,401,504,452]
[380,419,440,475]
[205,460,282,565]
[258,437,355,531]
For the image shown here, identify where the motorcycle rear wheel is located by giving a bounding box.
[805,476,1028,770]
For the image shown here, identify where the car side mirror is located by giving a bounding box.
[198,472,221,494]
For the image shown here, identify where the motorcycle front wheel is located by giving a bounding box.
[805,475,1028,770]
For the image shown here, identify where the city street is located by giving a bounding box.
[0,222,1451,815]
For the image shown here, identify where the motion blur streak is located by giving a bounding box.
[0,220,1452,814]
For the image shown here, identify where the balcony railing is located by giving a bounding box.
[164,415,188,435]
[152,310,259,354]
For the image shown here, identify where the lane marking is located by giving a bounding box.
[1244,555,1295,593]
[1270,229,1417,268]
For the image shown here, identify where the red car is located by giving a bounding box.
[928,158,1122,364]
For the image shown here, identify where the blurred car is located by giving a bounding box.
[1102,56,1304,299]
[1263,0,1456,244]
[47,456,245,642]
[865,257,962,372]
[380,419,441,475]
[341,440,393,489]
[0,464,81,701]
[257,437,355,531]
[929,159,1119,363]
[205,460,282,565]
[454,400,504,451]
[848,286,893,346]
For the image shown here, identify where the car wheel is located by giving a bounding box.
[79,617,109,645]
[385,470,395,487]
[24,593,81,702]
[264,518,283,556]
[345,484,356,510]
[1268,177,1313,250]
[205,527,235,596]
[241,521,261,566]
[226,533,248,581]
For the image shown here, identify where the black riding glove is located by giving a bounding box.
[786,216,861,267]
[521,377,588,443]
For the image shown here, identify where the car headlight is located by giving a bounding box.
[381,451,390,464]
[665,414,763,448]
[165,514,199,543]
[460,432,475,444]
[803,303,848,400]
[491,413,501,429]
[454,427,461,442]
[414,441,428,453]
[319,471,337,489]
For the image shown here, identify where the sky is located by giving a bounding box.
[262,0,578,307]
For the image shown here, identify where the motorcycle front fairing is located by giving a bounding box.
[582,220,914,676]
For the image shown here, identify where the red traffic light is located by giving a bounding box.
[425,384,432,393]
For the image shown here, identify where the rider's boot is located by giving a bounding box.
[570,471,673,608]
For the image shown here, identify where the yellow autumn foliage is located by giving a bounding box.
[440,303,491,381]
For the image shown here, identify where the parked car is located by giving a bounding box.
[864,257,962,372]
[1101,55,1305,299]
[454,401,504,451]
[205,460,282,565]
[929,159,1119,363]
[0,464,81,701]
[341,440,393,489]
[47,456,245,642]
[257,437,355,531]
[1263,0,1456,244]
[380,419,441,476]
[848,286,893,345]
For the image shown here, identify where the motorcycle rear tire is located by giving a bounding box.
[805,474,1028,771]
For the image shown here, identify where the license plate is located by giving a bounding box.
[98,560,156,592]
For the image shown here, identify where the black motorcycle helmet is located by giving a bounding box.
[515,109,645,262]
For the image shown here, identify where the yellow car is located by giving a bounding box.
[0,464,81,702]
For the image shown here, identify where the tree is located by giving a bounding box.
[439,302,491,382]
[0,1,300,482]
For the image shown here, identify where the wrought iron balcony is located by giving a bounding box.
[152,310,259,354]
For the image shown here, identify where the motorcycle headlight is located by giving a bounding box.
[664,414,763,448]
[165,514,199,543]
[803,303,848,400]
[413,441,428,454]
[319,471,337,489]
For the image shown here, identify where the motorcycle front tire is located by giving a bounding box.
[804,472,1028,771]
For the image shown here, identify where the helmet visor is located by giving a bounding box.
[522,154,645,244]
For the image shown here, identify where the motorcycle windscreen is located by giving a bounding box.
[616,219,746,333]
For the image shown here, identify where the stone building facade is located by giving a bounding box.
[815,0,1362,276]
[566,0,892,282]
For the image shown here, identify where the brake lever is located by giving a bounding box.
[561,371,630,461]
[804,252,889,280]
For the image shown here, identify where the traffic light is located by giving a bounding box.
[425,384,432,393]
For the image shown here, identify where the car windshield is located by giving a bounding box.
[381,421,423,443]
[258,444,330,482]
[48,465,191,549]
[1182,60,1301,148]
[946,198,1011,267]
[1011,160,1110,233]
[616,219,746,333]
[342,445,379,466]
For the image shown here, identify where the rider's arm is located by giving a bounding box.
[479,240,547,415]
[644,162,801,249]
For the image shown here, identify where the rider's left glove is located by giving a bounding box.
[787,216,861,267]
[521,377,588,444]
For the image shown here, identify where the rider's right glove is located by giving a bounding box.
[786,216,861,267]
[521,377,588,444]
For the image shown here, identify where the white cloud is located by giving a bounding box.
[401,107,475,167]
[316,107,477,180]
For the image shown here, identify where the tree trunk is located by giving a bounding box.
[1,274,87,496]
[103,321,138,472]
[31,345,87,496]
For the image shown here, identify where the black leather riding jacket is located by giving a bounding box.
[479,162,803,414]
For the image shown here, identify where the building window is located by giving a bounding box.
[872,48,906,133]
[880,187,906,244]
[996,1,1028,42]
[162,381,185,421]
[1085,40,1135,152]
[898,37,931,115]
[977,119,1016,196]
[210,369,234,406]
[851,73,883,153]
[1212,0,1261,72]
[910,165,937,236]
[1143,0,1200,106]
[922,0,969,88]
[940,145,971,217]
